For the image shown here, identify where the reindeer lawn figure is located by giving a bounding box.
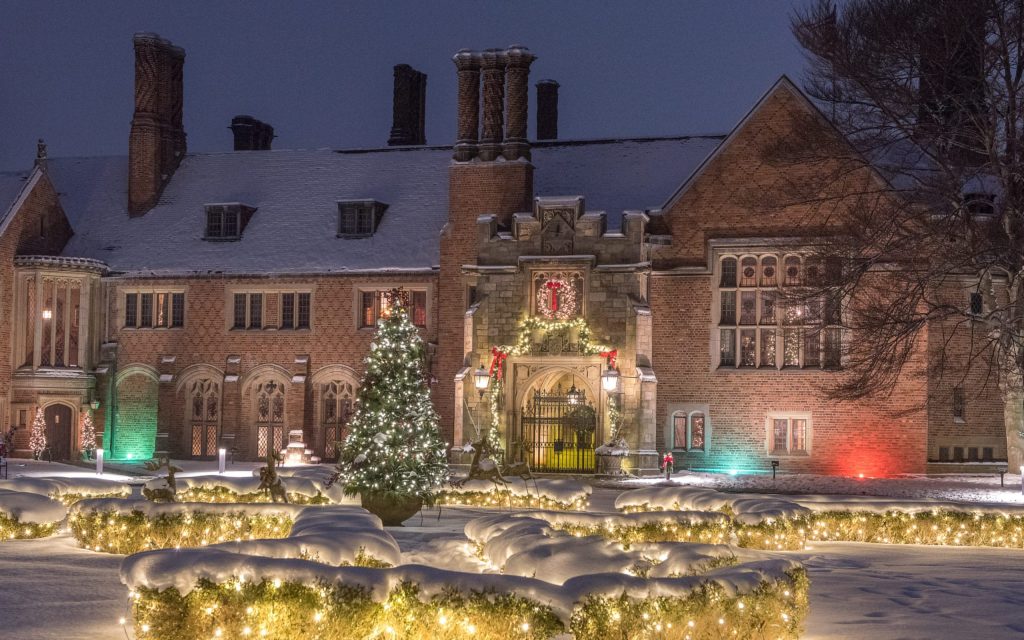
[501,439,539,496]
[142,457,183,502]
[258,450,288,503]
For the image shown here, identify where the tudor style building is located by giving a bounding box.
[0,34,1006,475]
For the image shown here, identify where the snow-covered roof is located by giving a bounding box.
[36,136,723,277]
[0,170,32,230]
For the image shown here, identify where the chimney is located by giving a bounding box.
[478,49,507,161]
[388,64,427,146]
[536,80,559,141]
[503,46,535,160]
[230,115,275,151]
[452,50,481,161]
[128,33,186,217]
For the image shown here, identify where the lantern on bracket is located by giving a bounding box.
[601,367,620,393]
[473,365,490,398]
[567,384,582,405]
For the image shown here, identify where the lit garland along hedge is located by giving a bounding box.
[621,504,1024,550]
[174,486,330,505]
[130,579,564,640]
[70,509,293,554]
[434,490,589,511]
[127,569,808,640]
[553,518,733,548]
[0,513,59,540]
[55,490,131,506]
[572,568,809,640]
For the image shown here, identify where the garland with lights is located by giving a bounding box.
[29,408,46,460]
[173,486,331,505]
[481,317,614,450]
[0,514,60,541]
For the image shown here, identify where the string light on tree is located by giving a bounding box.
[29,408,46,460]
[80,410,96,459]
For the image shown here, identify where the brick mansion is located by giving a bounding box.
[0,33,1003,475]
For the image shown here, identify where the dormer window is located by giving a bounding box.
[964,193,995,216]
[204,203,256,241]
[337,200,387,238]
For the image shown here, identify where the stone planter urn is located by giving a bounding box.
[360,491,423,526]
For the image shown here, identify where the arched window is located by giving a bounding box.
[255,380,286,457]
[760,256,777,287]
[739,257,757,287]
[784,256,802,286]
[189,379,220,457]
[321,380,355,460]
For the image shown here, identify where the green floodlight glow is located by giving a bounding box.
[729,469,739,476]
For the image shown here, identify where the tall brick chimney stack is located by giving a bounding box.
[536,80,559,141]
[452,50,481,161]
[230,115,275,151]
[478,49,507,161]
[388,64,427,146]
[128,33,186,217]
[503,46,535,160]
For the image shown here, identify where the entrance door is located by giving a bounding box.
[516,389,596,473]
[43,404,73,461]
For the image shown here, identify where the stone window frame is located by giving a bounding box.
[666,403,710,454]
[952,386,966,424]
[765,411,812,457]
[712,251,843,372]
[225,285,316,332]
[353,284,430,330]
[121,287,186,330]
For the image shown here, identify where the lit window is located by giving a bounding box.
[768,415,809,455]
[672,411,707,452]
[124,291,184,328]
[358,289,428,328]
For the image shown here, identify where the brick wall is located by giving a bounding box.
[112,370,158,459]
[106,273,437,460]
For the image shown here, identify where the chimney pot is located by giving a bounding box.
[503,45,535,160]
[388,64,427,146]
[536,79,559,141]
[230,115,274,151]
[452,50,482,161]
[478,49,507,161]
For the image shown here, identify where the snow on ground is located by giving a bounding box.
[0,534,125,640]
[613,470,1024,504]
[4,468,1024,638]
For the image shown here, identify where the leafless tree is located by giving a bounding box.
[766,0,1024,468]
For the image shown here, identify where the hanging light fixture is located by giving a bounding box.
[567,384,581,405]
[601,367,620,393]
[42,308,52,320]
[473,365,490,397]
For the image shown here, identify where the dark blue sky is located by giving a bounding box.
[0,1,807,171]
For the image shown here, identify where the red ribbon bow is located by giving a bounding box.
[488,347,508,381]
[599,349,618,370]
[544,280,563,311]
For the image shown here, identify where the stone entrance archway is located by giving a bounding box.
[507,360,603,473]
[43,403,73,461]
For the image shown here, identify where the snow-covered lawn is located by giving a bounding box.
[2,468,1024,638]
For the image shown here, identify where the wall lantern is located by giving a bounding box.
[90,400,101,411]
[601,367,620,393]
[473,365,490,397]
[567,384,582,405]
[41,308,52,320]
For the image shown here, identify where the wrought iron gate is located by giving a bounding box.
[515,389,596,473]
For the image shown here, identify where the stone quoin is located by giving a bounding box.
[0,34,1003,475]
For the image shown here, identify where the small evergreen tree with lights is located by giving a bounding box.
[80,410,96,460]
[336,289,448,524]
[29,408,46,460]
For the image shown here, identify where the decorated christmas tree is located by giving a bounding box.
[80,410,96,459]
[336,289,449,510]
[29,408,46,460]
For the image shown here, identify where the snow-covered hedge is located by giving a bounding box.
[0,489,66,539]
[163,474,349,505]
[617,486,1024,550]
[0,477,131,505]
[436,477,591,511]
[119,508,807,639]
[70,499,297,554]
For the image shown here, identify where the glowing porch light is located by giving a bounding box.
[41,308,52,320]
[601,366,620,392]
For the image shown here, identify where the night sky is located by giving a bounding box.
[0,1,806,171]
